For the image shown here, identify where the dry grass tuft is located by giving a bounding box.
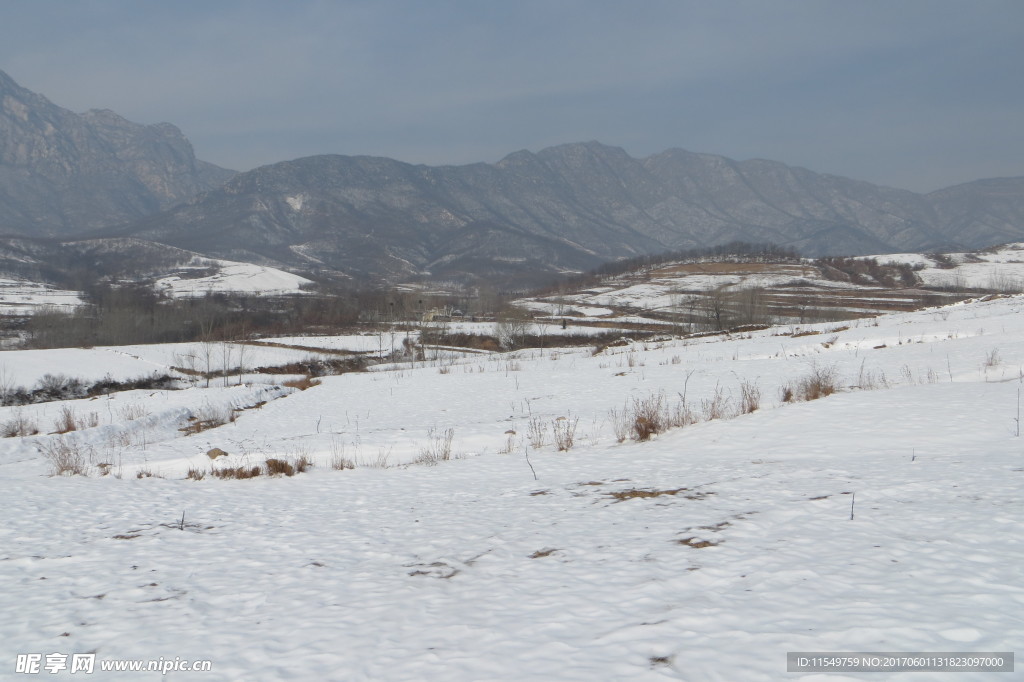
[40,437,91,476]
[739,379,761,414]
[701,385,732,421]
[552,415,579,451]
[265,458,295,476]
[331,454,355,470]
[211,465,263,480]
[2,410,39,438]
[415,427,455,465]
[630,393,666,441]
[54,405,78,434]
[782,364,840,402]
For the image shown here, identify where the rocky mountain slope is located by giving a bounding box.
[3,70,1023,287]
[121,142,1024,285]
[0,69,233,237]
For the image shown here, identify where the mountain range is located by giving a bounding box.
[2,68,1023,287]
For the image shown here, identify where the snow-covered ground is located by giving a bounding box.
[2,295,1022,680]
[0,278,84,315]
[874,242,1024,292]
[154,259,313,298]
[0,342,332,389]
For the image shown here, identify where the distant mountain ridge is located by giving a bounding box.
[0,69,234,236]
[2,69,1024,287]
[124,143,1024,284]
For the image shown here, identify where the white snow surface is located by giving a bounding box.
[873,243,1024,291]
[1,295,1023,680]
[0,278,84,315]
[154,259,313,298]
[0,342,331,389]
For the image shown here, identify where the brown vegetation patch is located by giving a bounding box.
[265,458,295,476]
[607,487,713,502]
[282,376,321,390]
[529,548,560,559]
[211,465,262,480]
[677,537,720,548]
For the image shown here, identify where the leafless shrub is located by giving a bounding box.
[40,436,92,476]
[330,439,355,470]
[739,380,761,414]
[118,403,150,421]
[294,455,313,473]
[630,393,667,441]
[54,405,78,434]
[608,405,631,443]
[3,409,40,438]
[367,448,391,469]
[186,467,206,480]
[552,415,579,451]
[180,403,235,435]
[34,374,85,402]
[701,385,732,421]
[984,348,1001,367]
[332,455,355,470]
[785,364,841,401]
[527,416,548,448]
[799,364,839,400]
[416,427,455,465]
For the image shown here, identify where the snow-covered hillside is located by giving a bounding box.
[0,278,84,316]
[1,296,1022,680]
[153,258,313,298]
[875,242,1024,292]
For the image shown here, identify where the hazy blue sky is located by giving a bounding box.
[2,0,1021,192]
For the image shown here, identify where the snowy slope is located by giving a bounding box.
[154,259,313,298]
[1,296,1022,680]
[874,243,1024,291]
[0,278,84,315]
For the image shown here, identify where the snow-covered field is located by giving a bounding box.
[154,259,313,298]
[2,295,1022,680]
[0,278,84,315]
[876,243,1024,292]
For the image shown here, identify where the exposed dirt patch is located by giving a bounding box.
[677,537,720,548]
[607,487,713,502]
[529,548,560,559]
